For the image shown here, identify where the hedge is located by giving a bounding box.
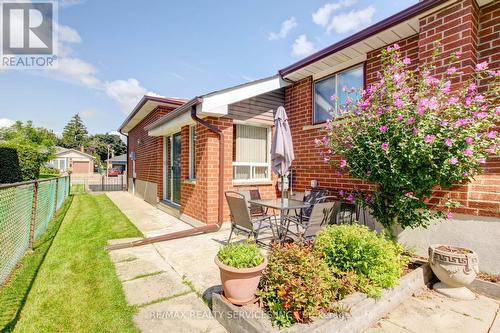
[0,143,42,183]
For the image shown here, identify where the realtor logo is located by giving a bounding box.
[1,0,57,68]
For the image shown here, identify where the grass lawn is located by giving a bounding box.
[0,195,73,331]
[12,192,142,333]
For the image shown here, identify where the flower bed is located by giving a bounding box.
[212,225,427,332]
[212,260,431,333]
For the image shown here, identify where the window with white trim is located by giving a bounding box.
[189,125,196,180]
[313,64,364,123]
[233,124,270,181]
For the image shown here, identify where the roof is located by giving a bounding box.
[278,0,494,80]
[105,153,127,163]
[146,75,289,136]
[118,95,187,134]
[55,146,96,160]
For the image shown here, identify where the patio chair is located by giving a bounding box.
[238,189,268,217]
[225,191,275,244]
[285,197,340,240]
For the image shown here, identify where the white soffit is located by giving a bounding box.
[148,111,195,137]
[198,75,289,116]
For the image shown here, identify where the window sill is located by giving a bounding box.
[303,123,327,131]
[232,180,273,186]
[184,179,196,185]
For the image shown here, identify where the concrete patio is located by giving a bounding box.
[106,191,499,333]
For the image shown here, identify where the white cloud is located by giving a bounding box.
[268,17,297,40]
[56,23,82,44]
[0,118,15,128]
[110,130,127,142]
[327,6,376,34]
[291,34,317,58]
[312,0,356,27]
[52,57,100,87]
[104,79,160,114]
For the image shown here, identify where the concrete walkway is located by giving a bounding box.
[366,288,499,333]
[106,191,229,333]
[106,191,500,333]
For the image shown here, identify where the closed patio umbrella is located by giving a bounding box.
[271,106,295,200]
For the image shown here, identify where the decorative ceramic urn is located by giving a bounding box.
[428,244,479,300]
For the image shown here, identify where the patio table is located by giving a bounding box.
[248,198,311,241]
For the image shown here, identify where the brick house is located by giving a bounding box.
[119,78,288,225]
[119,0,499,271]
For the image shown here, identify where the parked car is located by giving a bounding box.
[107,168,120,177]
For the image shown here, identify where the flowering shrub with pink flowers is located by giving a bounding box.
[317,44,499,233]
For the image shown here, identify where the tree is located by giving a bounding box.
[0,120,57,162]
[318,45,498,235]
[86,133,126,163]
[61,114,88,149]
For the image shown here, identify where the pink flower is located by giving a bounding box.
[441,120,449,126]
[346,194,354,202]
[474,111,488,119]
[449,157,458,165]
[475,95,485,102]
[425,75,439,86]
[424,134,436,143]
[403,57,411,65]
[330,95,337,101]
[393,73,403,84]
[407,117,415,125]
[486,144,497,154]
[404,192,413,198]
[487,131,497,139]
[340,160,347,168]
[444,138,453,147]
[448,96,459,104]
[477,157,486,164]
[393,98,404,108]
[413,127,419,135]
[447,67,457,74]
[455,51,462,59]
[468,82,477,92]
[393,43,400,50]
[442,80,451,93]
[464,137,474,145]
[447,212,453,219]
[427,98,439,110]
[397,114,404,121]
[379,125,388,133]
[463,172,469,177]
[476,61,489,71]
[463,148,473,156]
[454,118,468,127]
[339,190,344,197]
[381,142,389,150]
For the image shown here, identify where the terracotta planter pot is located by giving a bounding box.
[428,244,479,300]
[215,256,268,305]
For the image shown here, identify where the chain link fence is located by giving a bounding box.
[0,176,70,284]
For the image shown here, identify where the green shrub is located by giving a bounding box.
[40,165,60,176]
[0,143,42,183]
[0,146,22,183]
[217,241,263,268]
[258,242,347,328]
[314,225,409,298]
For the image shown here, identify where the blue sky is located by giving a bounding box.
[0,0,417,135]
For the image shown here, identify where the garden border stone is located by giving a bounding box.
[212,262,433,333]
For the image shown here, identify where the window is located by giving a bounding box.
[189,125,196,180]
[313,64,364,123]
[233,124,270,181]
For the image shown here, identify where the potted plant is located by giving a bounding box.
[215,241,267,305]
[429,244,479,300]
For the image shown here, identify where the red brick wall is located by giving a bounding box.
[180,118,277,224]
[285,0,499,218]
[127,106,174,201]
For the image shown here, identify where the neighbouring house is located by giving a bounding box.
[105,153,127,173]
[48,147,96,174]
[120,0,499,272]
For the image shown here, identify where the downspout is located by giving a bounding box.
[107,99,224,250]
